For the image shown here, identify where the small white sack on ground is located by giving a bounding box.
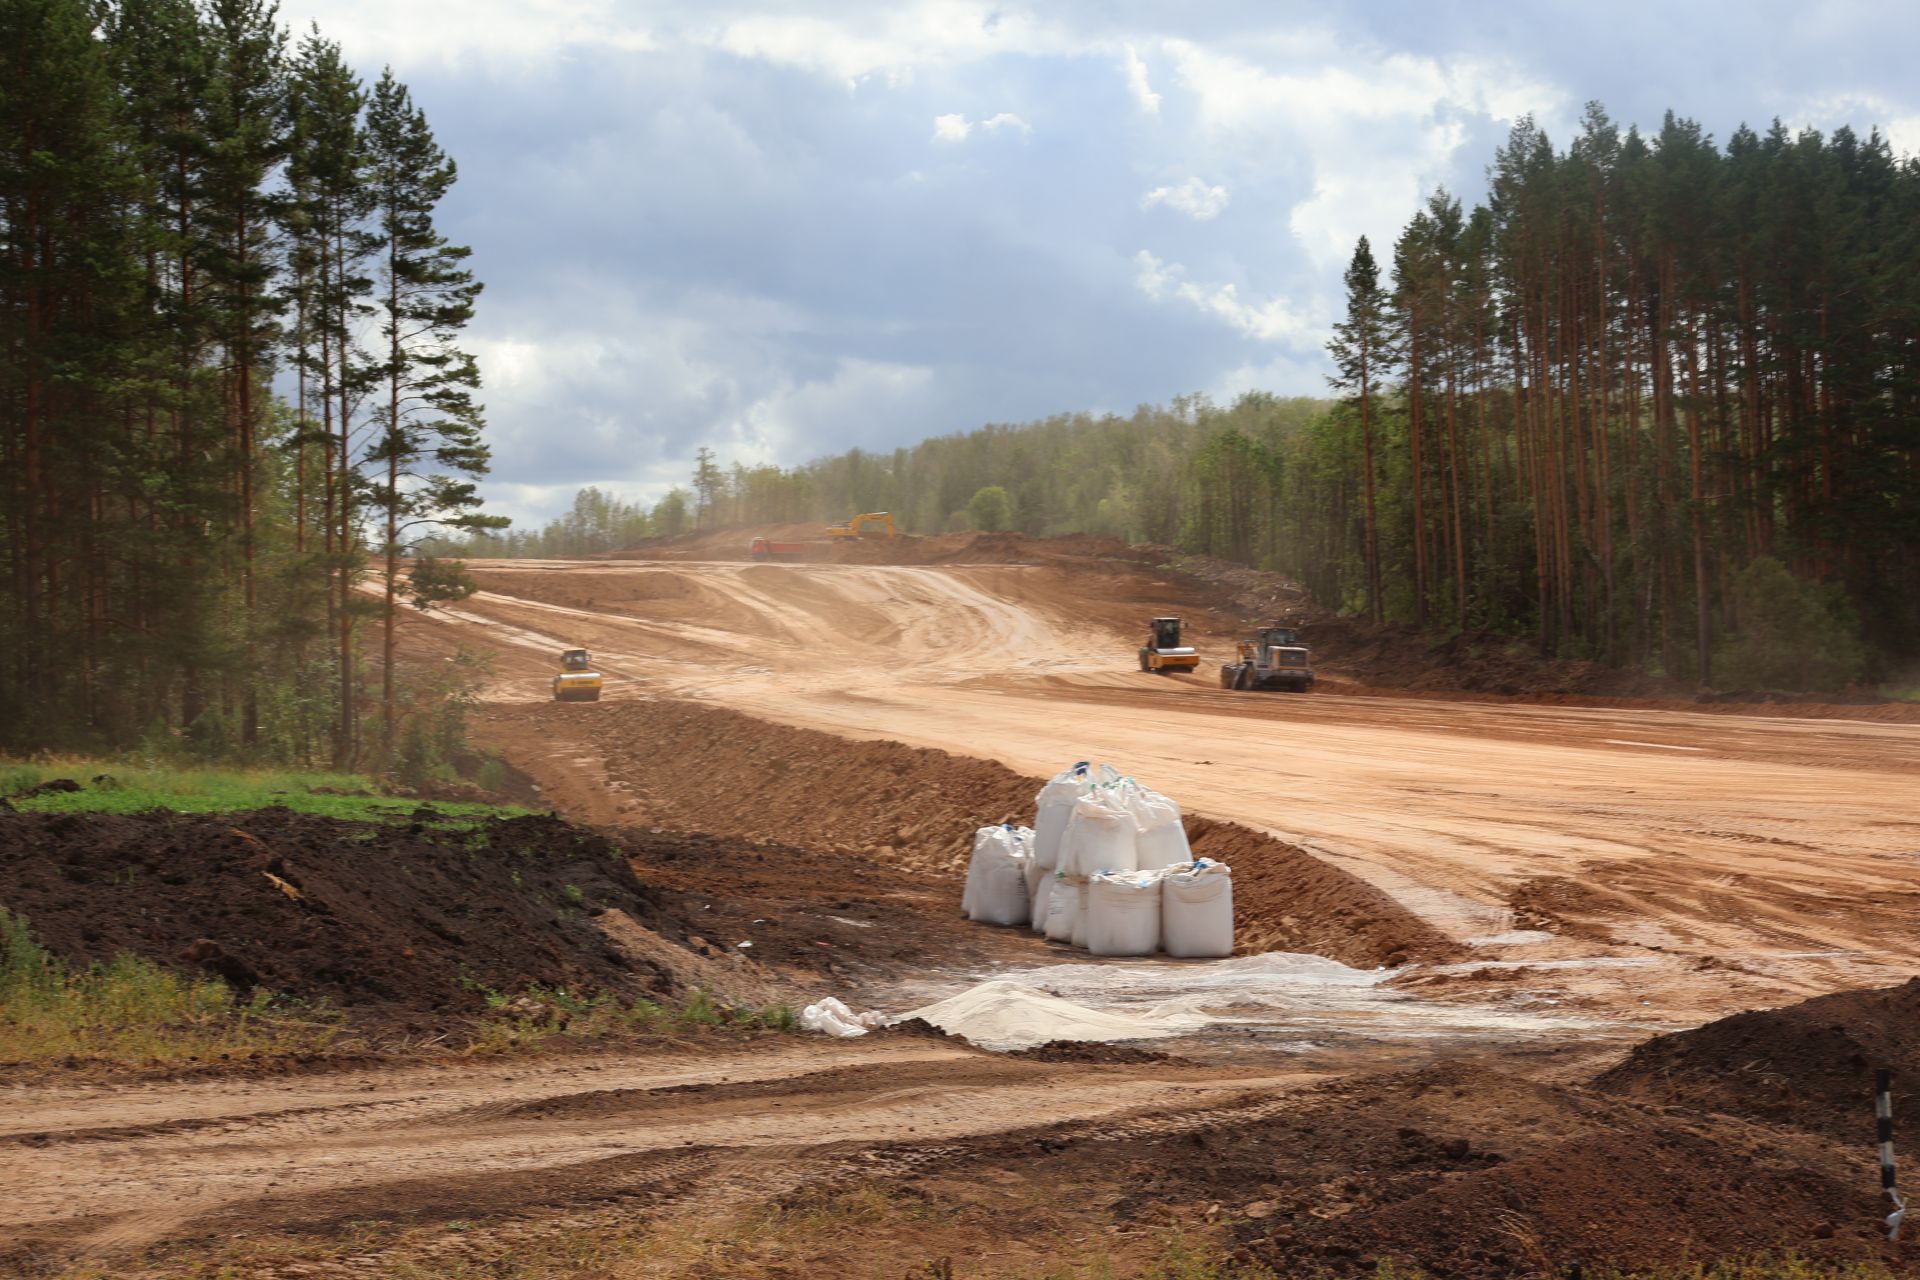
[1044,872,1079,942]
[801,995,887,1037]
[965,823,1033,927]
[899,978,1192,1050]
[1070,877,1092,950]
[1128,786,1193,872]
[1031,762,1092,871]
[1086,869,1164,956]
[1162,859,1234,958]
[1058,788,1139,877]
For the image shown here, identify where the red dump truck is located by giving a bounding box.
[748,537,807,561]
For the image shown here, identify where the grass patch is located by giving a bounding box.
[0,908,339,1066]
[0,757,524,824]
[457,981,800,1054]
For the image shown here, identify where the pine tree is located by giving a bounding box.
[1327,237,1391,622]
[362,68,504,754]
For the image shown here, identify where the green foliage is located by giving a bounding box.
[0,758,522,823]
[0,907,338,1064]
[1715,557,1868,691]
[965,485,1013,532]
[407,556,480,610]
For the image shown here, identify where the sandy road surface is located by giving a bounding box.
[414,558,1920,1020]
[0,1040,1311,1260]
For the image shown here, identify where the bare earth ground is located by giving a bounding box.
[9,530,1920,1277]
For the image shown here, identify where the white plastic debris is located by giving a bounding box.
[800,996,887,1038]
[1162,859,1235,958]
[1086,869,1165,956]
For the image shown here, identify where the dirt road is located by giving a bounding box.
[414,556,1920,1022]
[0,1038,1312,1262]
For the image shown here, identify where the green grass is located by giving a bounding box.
[0,907,340,1066]
[0,758,524,824]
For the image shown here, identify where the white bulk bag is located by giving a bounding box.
[960,825,996,918]
[1044,873,1079,942]
[1070,878,1092,949]
[966,824,1033,927]
[1086,870,1164,956]
[1128,787,1192,872]
[1028,860,1052,933]
[1058,788,1139,877]
[1162,859,1234,958]
[1032,762,1092,870]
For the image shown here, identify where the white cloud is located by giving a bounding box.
[1141,176,1229,220]
[1132,250,1311,344]
[283,0,655,67]
[694,2,1072,87]
[932,112,974,142]
[1123,43,1161,114]
[933,111,1029,142]
[1783,91,1920,158]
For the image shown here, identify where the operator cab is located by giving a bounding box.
[560,648,592,670]
[1150,617,1184,649]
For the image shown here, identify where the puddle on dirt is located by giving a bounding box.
[879,952,1636,1052]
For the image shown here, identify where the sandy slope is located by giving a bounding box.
[413,556,1920,1021]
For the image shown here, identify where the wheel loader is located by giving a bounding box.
[551,648,603,702]
[1138,616,1200,675]
[1219,624,1315,692]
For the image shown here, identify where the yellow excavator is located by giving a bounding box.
[551,648,603,702]
[824,511,895,541]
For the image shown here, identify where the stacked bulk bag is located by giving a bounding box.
[1127,785,1193,872]
[964,824,1033,927]
[1058,787,1139,877]
[1030,763,1091,932]
[1162,858,1234,957]
[1085,869,1163,956]
[1043,871,1078,941]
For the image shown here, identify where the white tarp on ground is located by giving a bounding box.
[897,978,1205,1050]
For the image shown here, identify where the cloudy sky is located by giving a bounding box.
[285,0,1920,528]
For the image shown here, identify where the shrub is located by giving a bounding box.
[1715,556,1869,692]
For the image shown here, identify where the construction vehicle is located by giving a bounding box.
[1138,616,1200,675]
[824,511,895,541]
[551,648,603,702]
[748,536,807,561]
[1219,624,1315,692]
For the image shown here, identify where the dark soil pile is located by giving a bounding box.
[1594,977,1920,1140]
[935,1061,1891,1279]
[0,808,662,1018]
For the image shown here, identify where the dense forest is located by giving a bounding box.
[455,105,1917,690]
[1,0,500,760]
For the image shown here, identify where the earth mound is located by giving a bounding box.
[0,808,670,1019]
[1594,977,1920,1139]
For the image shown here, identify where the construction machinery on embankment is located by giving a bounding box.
[1219,624,1315,692]
[824,512,895,541]
[551,648,603,701]
[1138,616,1200,675]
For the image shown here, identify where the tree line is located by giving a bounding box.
[441,103,1916,690]
[2,0,500,761]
